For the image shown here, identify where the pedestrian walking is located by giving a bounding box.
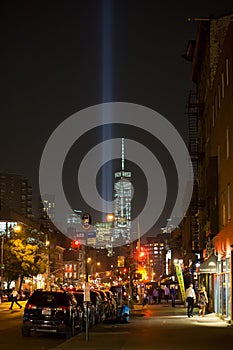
[170,287,176,307]
[142,291,149,306]
[9,288,22,310]
[164,286,170,303]
[185,283,196,317]
[198,286,208,317]
[153,288,158,304]
[157,287,162,304]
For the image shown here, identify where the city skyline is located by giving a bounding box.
[1,1,233,238]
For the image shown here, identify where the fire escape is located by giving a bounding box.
[186,90,203,253]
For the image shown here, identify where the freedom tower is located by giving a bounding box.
[113,138,132,245]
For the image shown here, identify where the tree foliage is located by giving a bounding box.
[3,225,48,286]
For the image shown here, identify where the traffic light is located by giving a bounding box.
[82,212,91,226]
[70,239,81,251]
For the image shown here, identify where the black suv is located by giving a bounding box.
[22,290,82,338]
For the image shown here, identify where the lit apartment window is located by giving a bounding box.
[226,127,229,160]
[226,58,229,87]
[227,184,231,221]
[221,72,224,98]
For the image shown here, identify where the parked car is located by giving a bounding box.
[109,285,128,304]
[1,289,11,302]
[22,290,83,338]
[1,289,14,302]
[72,290,96,328]
[97,290,113,319]
[104,290,117,318]
[90,289,105,324]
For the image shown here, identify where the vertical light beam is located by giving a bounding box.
[101,0,113,219]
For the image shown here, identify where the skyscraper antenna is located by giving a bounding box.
[121,138,125,171]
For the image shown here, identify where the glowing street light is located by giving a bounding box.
[106,213,115,222]
[13,224,22,233]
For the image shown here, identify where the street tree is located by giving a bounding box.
[3,225,48,289]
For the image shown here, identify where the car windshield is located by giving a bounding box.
[28,291,70,307]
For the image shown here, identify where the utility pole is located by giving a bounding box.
[81,212,92,342]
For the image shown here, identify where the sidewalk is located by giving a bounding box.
[51,302,227,350]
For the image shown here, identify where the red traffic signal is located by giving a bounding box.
[71,240,80,250]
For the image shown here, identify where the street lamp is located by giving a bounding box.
[106,213,115,257]
[106,213,115,223]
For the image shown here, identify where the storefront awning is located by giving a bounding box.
[198,254,217,274]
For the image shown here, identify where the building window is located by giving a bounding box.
[221,72,224,98]
[227,184,231,221]
[226,58,229,87]
[226,127,229,160]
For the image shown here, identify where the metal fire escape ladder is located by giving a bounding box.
[186,90,202,252]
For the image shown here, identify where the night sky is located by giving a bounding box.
[1,1,232,234]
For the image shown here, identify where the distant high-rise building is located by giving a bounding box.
[113,138,132,244]
[144,235,165,279]
[39,193,55,220]
[0,172,33,218]
[95,221,113,249]
[66,210,83,238]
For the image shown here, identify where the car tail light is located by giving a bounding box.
[26,303,37,309]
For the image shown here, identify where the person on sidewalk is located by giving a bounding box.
[157,287,162,304]
[185,283,196,317]
[9,288,22,310]
[198,286,208,317]
[152,288,158,304]
[164,286,170,303]
[170,287,176,307]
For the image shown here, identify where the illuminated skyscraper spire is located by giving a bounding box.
[113,138,132,245]
[121,138,125,171]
